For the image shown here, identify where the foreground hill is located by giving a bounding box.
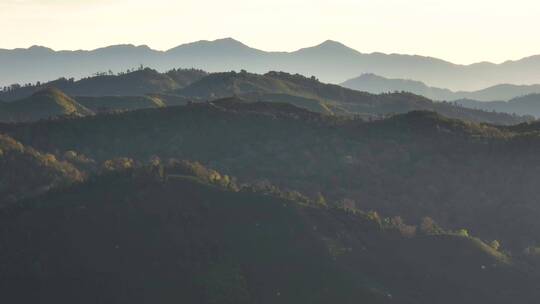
[0,134,84,204]
[3,38,540,90]
[177,71,530,124]
[0,88,93,122]
[4,100,540,251]
[0,68,206,101]
[342,73,540,101]
[1,163,538,303]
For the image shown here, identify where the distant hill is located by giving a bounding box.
[341,73,540,101]
[177,71,530,125]
[457,94,540,117]
[3,38,540,91]
[0,134,84,204]
[1,162,537,303]
[5,100,540,250]
[76,96,166,113]
[0,88,93,122]
[0,68,206,101]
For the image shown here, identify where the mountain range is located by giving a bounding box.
[3,38,540,91]
[456,94,540,117]
[341,73,540,102]
[0,69,530,125]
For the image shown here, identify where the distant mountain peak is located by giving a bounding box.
[26,45,54,53]
[295,39,359,55]
[166,37,258,54]
[317,39,348,48]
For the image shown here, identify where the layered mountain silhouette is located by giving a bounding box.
[175,70,530,124]
[457,94,540,117]
[342,73,540,101]
[0,70,531,124]
[3,38,540,91]
[3,98,540,302]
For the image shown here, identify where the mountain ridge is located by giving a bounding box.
[341,73,540,101]
[3,38,540,90]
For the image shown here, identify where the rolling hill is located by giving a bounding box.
[341,73,540,101]
[176,71,530,124]
[0,68,206,102]
[0,88,93,122]
[1,162,538,303]
[4,100,540,251]
[2,70,529,124]
[3,38,540,91]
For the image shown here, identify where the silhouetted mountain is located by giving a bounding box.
[342,73,540,101]
[0,68,206,101]
[4,100,540,252]
[1,162,538,303]
[457,94,540,117]
[177,71,530,124]
[3,38,540,90]
[0,88,93,122]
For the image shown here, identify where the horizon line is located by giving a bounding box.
[2,37,538,67]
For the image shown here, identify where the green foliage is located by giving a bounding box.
[456,229,470,237]
[490,240,501,251]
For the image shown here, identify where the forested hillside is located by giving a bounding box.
[3,100,540,252]
[177,71,530,124]
[0,134,84,204]
[1,162,538,303]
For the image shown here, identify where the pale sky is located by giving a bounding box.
[1,0,539,64]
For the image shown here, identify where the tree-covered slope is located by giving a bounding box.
[0,68,207,101]
[3,100,540,251]
[0,134,84,204]
[1,163,537,304]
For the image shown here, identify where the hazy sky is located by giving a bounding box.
[1,0,539,64]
